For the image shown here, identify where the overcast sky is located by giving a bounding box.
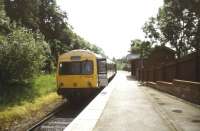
[57,0,163,58]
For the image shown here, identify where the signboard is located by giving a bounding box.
[71,56,81,61]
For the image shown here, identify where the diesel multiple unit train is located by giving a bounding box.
[56,49,116,101]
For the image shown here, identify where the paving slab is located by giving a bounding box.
[65,71,200,131]
[143,85,200,131]
[94,71,200,131]
[93,72,171,131]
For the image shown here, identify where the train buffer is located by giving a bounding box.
[64,71,200,131]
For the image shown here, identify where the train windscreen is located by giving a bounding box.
[59,61,93,75]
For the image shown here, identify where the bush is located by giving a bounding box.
[0,27,50,86]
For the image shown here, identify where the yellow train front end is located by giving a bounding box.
[56,50,100,100]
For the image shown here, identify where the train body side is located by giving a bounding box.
[107,59,117,81]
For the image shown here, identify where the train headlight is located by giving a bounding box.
[73,82,77,87]
[59,83,63,88]
[88,81,92,87]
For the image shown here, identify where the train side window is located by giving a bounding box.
[97,59,107,74]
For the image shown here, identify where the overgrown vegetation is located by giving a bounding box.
[0,92,61,130]
[0,73,57,130]
[0,27,49,85]
[0,74,56,109]
[0,0,105,105]
[113,57,129,70]
[131,0,200,58]
[130,39,152,58]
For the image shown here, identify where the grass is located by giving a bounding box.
[0,73,57,109]
[32,73,57,96]
[0,73,61,130]
[0,93,61,130]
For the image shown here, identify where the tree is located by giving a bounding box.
[130,39,152,58]
[3,0,105,64]
[4,0,41,30]
[156,0,200,57]
[142,0,200,58]
[158,6,185,58]
[0,27,50,86]
[142,17,163,45]
[0,1,10,35]
[172,0,200,52]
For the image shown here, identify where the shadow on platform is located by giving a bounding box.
[126,75,136,81]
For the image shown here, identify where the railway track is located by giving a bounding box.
[27,97,93,131]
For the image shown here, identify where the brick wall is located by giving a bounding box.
[146,80,200,104]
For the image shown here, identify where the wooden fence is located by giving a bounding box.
[137,52,200,82]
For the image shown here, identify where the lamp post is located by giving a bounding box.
[141,57,144,83]
[140,49,144,83]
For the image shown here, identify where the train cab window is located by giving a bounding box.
[59,62,81,75]
[59,61,93,75]
[82,61,93,74]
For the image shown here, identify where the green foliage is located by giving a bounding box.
[157,2,191,58]
[3,0,105,62]
[113,57,128,70]
[0,0,104,87]
[167,0,200,52]
[0,1,10,35]
[4,0,70,49]
[131,39,142,54]
[0,0,105,111]
[0,73,56,108]
[89,44,105,56]
[0,92,59,131]
[142,0,200,58]
[131,39,152,58]
[142,17,162,45]
[0,27,50,85]
[32,73,56,96]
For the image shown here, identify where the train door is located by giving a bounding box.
[97,58,108,87]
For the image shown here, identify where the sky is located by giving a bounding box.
[57,0,163,58]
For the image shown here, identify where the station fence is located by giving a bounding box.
[137,52,200,82]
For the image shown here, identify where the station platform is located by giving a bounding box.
[64,71,200,131]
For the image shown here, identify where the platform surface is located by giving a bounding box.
[65,71,200,131]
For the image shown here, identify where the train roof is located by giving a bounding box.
[59,49,104,59]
